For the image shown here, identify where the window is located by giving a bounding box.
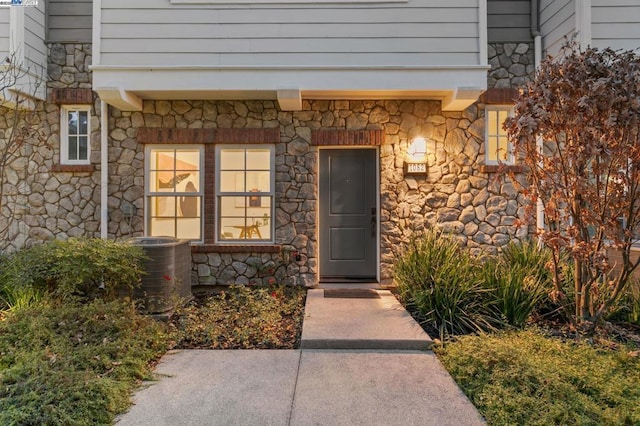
[61,106,90,165]
[216,145,274,242]
[485,106,514,165]
[145,146,203,241]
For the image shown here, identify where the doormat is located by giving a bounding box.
[323,289,381,299]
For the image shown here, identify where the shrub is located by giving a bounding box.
[0,298,169,425]
[482,240,551,328]
[0,238,145,302]
[394,230,499,337]
[481,261,547,328]
[500,239,552,282]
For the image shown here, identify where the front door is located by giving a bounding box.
[319,149,377,280]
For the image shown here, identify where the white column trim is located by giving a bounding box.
[92,0,102,66]
[100,100,108,239]
[576,0,592,49]
[478,0,488,66]
[9,6,24,64]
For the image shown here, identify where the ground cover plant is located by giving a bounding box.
[436,329,640,426]
[168,285,306,349]
[0,239,308,424]
[0,299,170,426]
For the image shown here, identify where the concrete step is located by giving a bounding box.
[301,289,433,350]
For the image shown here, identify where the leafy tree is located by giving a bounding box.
[506,44,640,328]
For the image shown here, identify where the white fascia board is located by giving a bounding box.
[93,65,488,111]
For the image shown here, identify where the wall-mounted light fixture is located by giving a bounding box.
[404,136,428,175]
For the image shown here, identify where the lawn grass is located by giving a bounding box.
[435,329,640,426]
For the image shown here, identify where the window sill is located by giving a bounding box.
[479,164,527,174]
[51,164,95,173]
[191,244,281,253]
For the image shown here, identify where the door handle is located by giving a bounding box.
[371,208,376,236]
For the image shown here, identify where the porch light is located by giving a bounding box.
[408,137,427,161]
[404,137,428,176]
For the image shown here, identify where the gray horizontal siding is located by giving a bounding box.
[540,0,575,56]
[25,3,46,74]
[98,0,482,68]
[488,0,532,43]
[592,0,640,51]
[47,0,92,43]
[0,9,9,58]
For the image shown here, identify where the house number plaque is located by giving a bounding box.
[403,161,427,176]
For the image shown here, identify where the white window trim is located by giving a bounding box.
[60,105,91,165]
[215,144,276,244]
[485,105,515,166]
[144,144,204,243]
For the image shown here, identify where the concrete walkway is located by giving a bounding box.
[115,289,485,426]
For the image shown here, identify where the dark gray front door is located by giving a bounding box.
[319,149,377,280]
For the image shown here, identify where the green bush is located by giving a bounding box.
[394,234,557,337]
[483,240,551,328]
[436,329,640,425]
[394,230,499,337]
[500,238,552,282]
[481,261,547,328]
[0,298,169,425]
[0,238,145,303]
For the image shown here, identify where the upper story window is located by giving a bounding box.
[145,146,203,241]
[216,145,275,243]
[485,106,514,165]
[61,106,90,165]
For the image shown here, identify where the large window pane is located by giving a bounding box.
[217,145,274,242]
[146,146,203,241]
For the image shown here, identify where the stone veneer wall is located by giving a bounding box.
[109,99,530,287]
[488,42,535,89]
[0,41,533,286]
[0,43,101,252]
